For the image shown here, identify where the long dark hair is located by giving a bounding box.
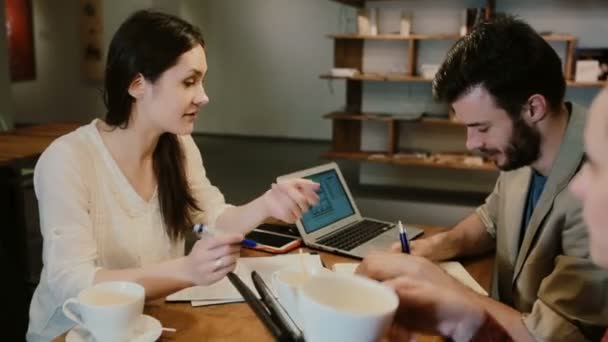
[103,10,203,241]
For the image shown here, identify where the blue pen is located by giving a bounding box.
[193,224,257,247]
[398,220,410,254]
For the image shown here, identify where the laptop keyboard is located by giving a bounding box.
[317,220,392,251]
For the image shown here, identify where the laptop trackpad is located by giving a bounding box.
[350,229,398,258]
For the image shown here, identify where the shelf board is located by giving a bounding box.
[330,0,386,7]
[328,33,460,41]
[418,117,464,127]
[323,111,464,126]
[324,111,394,122]
[328,33,574,42]
[566,80,607,87]
[320,73,432,82]
[323,151,497,171]
[541,34,577,42]
[321,73,605,87]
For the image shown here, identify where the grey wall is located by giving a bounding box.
[7,0,157,125]
[181,0,347,140]
[0,2,14,130]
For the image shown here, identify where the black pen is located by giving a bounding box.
[251,271,304,342]
[226,272,289,341]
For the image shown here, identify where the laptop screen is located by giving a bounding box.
[301,169,355,233]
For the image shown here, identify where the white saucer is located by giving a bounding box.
[66,314,162,342]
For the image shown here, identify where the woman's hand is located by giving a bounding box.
[184,233,243,285]
[263,178,320,223]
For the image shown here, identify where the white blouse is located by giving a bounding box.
[26,119,232,341]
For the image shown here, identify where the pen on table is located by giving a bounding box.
[226,272,288,340]
[398,220,410,254]
[193,224,258,248]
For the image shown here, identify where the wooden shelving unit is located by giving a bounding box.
[327,33,461,41]
[323,0,600,175]
[322,111,491,171]
[330,0,386,7]
[320,73,432,82]
[323,111,464,127]
[323,151,496,171]
[567,80,608,87]
[322,73,606,87]
[324,34,582,82]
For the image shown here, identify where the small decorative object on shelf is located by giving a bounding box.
[420,64,440,79]
[400,10,412,36]
[576,60,601,82]
[369,8,378,35]
[329,68,359,78]
[461,8,486,36]
[357,9,370,35]
[575,48,608,82]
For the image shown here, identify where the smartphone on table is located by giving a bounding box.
[244,224,301,254]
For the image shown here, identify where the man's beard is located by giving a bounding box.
[479,118,542,171]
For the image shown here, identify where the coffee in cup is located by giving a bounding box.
[298,273,398,342]
[271,266,331,327]
[62,281,145,342]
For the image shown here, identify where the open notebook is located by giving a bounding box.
[166,253,324,306]
[333,261,488,296]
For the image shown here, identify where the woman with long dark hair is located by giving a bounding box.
[27,10,319,340]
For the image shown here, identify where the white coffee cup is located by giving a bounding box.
[62,281,145,342]
[298,273,398,342]
[271,266,331,327]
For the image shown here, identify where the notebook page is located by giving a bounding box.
[166,253,324,302]
[332,261,488,296]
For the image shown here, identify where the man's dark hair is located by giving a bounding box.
[433,16,565,118]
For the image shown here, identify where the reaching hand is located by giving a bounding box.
[185,233,243,285]
[384,277,486,342]
[356,251,463,291]
[263,178,320,223]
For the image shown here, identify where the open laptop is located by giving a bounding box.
[277,162,422,259]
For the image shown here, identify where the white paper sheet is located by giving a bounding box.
[166,253,324,304]
[438,261,488,296]
[332,260,488,296]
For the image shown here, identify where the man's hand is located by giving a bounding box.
[384,276,486,342]
[356,251,463,291]
[389,233,458,261]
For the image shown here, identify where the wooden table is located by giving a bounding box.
[140,226,494,342]
[0,123,79,167]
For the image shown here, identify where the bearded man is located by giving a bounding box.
[357,17,608,341]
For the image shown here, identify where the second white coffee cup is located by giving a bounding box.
[298,273,398,342]
[62,281,145,342]
[271,266,331,327]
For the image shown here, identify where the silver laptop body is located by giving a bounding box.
[277,162,422,259]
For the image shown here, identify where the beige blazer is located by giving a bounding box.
[477,103,608,341]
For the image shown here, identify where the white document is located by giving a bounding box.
[166,253,324,304]
[438,261,488,296]
[332,261,488,296]
[332,263,360,274]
